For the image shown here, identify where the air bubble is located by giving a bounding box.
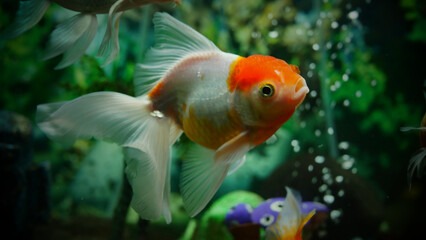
[343,99,350,107]
[251,32,260,38]
[315,155,325,164]
[268,31,278,38]
[312,43,320,51]
[323,194,335,204]
[335,81,341,88]
[293,145,300,152]
[315,130,322,137]
[335,175,344,183]
[323,173,333,184]
[322,167,330,174]
[338,141,349,150]
[355,90,362,98]
[319,184,328,192]
[330,209,342,220]
[341,155,354,169]
[348,10,359,20]
[305,103,311,110]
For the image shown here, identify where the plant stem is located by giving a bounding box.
[315,0,339,159]
[109,171,132,240]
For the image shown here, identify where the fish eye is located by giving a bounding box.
[259,214,275,226]
[270,201,284,212]
[259,83,275,98]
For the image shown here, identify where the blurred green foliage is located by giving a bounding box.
[401,0,426,43]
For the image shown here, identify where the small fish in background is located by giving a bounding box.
[225,203,253,227]
[0,0,181,69]
[252,198,286,228]
[265,188,316,240]
[401,113,426,186]
[251,197,328,229]
[36,12,309,223]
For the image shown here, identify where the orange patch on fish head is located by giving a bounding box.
[230,55,309,128]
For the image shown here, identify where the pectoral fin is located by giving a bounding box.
[214,131,252,168]
[180,132,252,217]
[180,145,228,217]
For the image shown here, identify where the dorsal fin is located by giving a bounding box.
[133,12,220,96]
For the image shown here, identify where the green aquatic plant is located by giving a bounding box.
[401,0,426,43]
[179,190,264,240]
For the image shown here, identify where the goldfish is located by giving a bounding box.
[265,188,316,240]
[0,0,180,69]
[36,12,309,223]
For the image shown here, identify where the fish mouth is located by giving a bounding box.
[292,78,309,103]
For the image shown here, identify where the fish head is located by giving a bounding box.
[231,55,309,128]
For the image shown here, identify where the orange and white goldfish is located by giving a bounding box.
[266,188,316,240]
[36,12,309,223]
[1,0,180,69]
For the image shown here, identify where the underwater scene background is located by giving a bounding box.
[0,0,425,239]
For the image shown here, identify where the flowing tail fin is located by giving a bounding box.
[41,13,98,69]
[0,0,50,40]
[36,92,182,222]
[97,0,126,67]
